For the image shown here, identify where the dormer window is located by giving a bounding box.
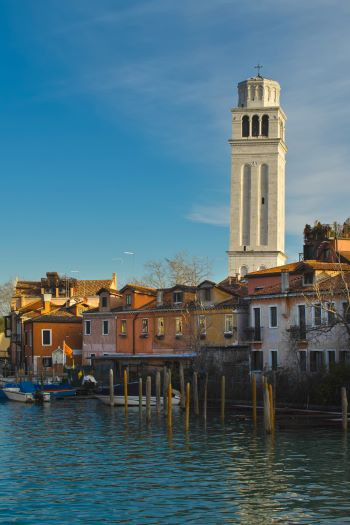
[202,288,211,302]
[303,273,314,286]
[101,296,108,308]
[173,291,183,304]
[156,290,163,306]
[126,294,132,306]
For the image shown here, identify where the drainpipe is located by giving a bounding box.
[132,312,141,355]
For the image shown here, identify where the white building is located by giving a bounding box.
[228,73,287,278]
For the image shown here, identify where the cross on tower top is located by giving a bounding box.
[254,63,263,77]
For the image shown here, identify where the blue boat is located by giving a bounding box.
[40,384,77,399]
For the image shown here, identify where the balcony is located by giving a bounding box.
[288,325,308,341]
[244,326,263,342]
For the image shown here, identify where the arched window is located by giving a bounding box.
[240,265,248,278]
[262,115,269,137]
[252,115,259,137]
[242,115,249,137]
[250,85,255,101]
[258,85,263,100]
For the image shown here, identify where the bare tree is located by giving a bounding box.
[0,280,15,316]
[143,252,212,288]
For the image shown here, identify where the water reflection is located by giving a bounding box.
[0,401,349,524]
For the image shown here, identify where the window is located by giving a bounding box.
[141,319,149,334]
[327,350,336,368]
[269,306,278,328]
[298,305,306,339]
[242,115,249,137]
[102,320,109,335]
[253,307,261,341]
[251,351,263,371]
[303,273,314,285]
[343,302,350,323]
[175,317,183,335]
[299,351,307,372]
[126,294,132,306]
[225,314,234,333]
[240,265,248,278]
[327,303,335,325]
[173,291,183,304]
[314,304,322,326]
[252,115,259,137]
[121,320,127,335]
[84,320,91,336]
[156,290,163,305]
[101,296,108,308]
[42,329,52,346]
[339,351,350,364]
[261,114,269,137]
[42,357,52,368]
[310,351,324,372]
[269,350,278,371]
[157,317,164,336]
[202,288,211,302]
[199,315,206,335]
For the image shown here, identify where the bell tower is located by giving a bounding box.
[228,69,287,278]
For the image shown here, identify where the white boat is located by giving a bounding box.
[95,393,181,407]
[3,387,35,403]
[3,385,51,403]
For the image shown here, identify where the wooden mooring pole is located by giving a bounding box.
[168,382,172,431]
[203,373,208,423]
[138,377,143,419]
[146,376,151,424]
[341,387,348,431]
[185,382,190,432]
[252,373,257,425]
[221,375,226,421]
[268,383,275,432]
[156,370,161,415]
[193,371,199,416]
[179,362,185,409]
[109,368,114,407]
[124,368,128,416]
[163,366,168,416]
[263,380,272,434]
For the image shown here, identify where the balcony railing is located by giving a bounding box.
[244,326,263,342]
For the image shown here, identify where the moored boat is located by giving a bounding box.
[3,381,50,403]
[95,381,181,406]
[41,384,77,399]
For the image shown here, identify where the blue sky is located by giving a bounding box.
[1,0,350,286]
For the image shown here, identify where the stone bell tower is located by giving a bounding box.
[228,69,287,278]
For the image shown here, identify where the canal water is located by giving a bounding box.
[0,400,349,524]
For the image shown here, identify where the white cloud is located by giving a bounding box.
[187,204,230,227]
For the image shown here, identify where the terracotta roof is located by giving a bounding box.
[15,281,41,297]
[29,308,82,323]
[248,260,350,277]
[252,272,350,297]
[74,279,114,296]
[339,251,350,263]
[119,284,157,295]
[17,299,43,314]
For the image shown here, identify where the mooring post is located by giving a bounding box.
[156,370,161,415]
[341,386,348,431]
[163,367,168,416]
[193,371,199,416]
[221,375,226,421]
[109,368,114,407]
[268,383,274,431]
[203,372,208,423]
[179,362,185,409]
[263,381,272,434]
[185,382,190,432]
[124,368,128,417]
[138,377,143,419]
[168,382,172,431]
[146,376,151,424]
[252,373,257,425]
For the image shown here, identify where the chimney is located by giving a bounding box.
[281,271,289,293]
[55,287,59,298]
[112,272,117,290]
[70,287,74,297]
[43,293,52,313]
[156,290,163,307]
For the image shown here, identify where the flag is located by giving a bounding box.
[63,340,74,359]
